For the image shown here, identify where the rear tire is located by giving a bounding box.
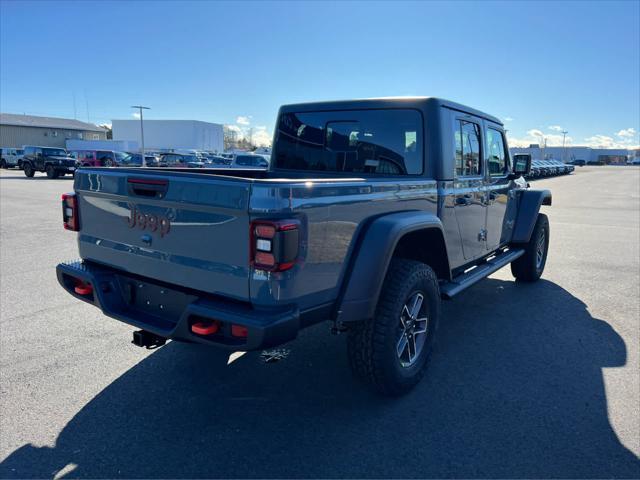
[23,163,35,177]
[46,165,59,179]
[511,213,549,282]
[347,259,441,396]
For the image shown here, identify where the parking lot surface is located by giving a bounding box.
[1,167,639,478]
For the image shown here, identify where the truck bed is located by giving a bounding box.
[72,167,440,312]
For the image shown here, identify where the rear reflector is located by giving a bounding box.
[74,280,93,296]
[191,321,219,336]
[231,324,249,338]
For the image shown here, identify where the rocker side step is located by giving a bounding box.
[440,248,525,299]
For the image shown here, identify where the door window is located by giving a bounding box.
[455,120,481,176]
[486,128,508,176]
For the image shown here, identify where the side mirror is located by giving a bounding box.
[512,153,531,177]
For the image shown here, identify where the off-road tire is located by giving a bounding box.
[0,159,6,169]
[23,163,34,177]
[46,165,58,179]
[511,213,549,282]
[347,259,441,396]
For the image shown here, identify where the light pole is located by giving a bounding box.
[536,133,545,160]
[561,130,568,162]
[131,105,150,166]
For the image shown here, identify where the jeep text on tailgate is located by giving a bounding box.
[57,98,551,395]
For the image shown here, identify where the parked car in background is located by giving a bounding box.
[21,146,76,178]
[0,147,24,169]
[126,153,159,167]
[74,150,130,167]
[569,159,586,166]
[157,153,205,168]
[532,160,550,176]
[231,154,269,169]
[549,159,568,174]
[203,154,231,166]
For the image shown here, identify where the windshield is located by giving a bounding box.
[273,109,423,175]
[115,152,129,162]
[43,148,67,157]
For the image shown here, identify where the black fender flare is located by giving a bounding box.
[334,211,450,324]
[511,189,552,243]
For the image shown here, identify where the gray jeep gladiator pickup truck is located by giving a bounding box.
[57,98,550,395]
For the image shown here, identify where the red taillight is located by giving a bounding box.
[255,224,276,238]
[250,219,300,272]
[62,192,79,231]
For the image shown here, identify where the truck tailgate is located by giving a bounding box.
[74,169,251,300]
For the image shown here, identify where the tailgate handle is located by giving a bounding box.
[127,178,168,198]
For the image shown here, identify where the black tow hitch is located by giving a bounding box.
[132,330,167,349]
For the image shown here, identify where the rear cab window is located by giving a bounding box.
[454,120,482,177]
[485,127,509,176]
[273,109,423,175]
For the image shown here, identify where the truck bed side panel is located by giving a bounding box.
[249,179,439,311]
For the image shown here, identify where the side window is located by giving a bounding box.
[486,128,508,176]
[455,120,481,176]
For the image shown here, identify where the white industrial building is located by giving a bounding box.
[510,145,637,164]
[112,119,224,152]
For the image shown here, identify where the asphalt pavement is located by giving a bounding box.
[0,166,638,478]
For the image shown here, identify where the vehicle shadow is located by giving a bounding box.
[1,279,638,478]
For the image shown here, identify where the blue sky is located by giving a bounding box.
[1,0,638,148]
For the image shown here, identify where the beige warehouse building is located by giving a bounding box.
[0,113,107,149]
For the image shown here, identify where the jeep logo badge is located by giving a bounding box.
[125,203,171,237]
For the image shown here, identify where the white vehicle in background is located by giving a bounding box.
[231,153,269,169]
[0,147,24,169]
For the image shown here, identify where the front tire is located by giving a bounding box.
[46,165,59,179]
[0,159,6,169]
[511,213,549,282]
[347,259,441,396]
[23,163,35,177]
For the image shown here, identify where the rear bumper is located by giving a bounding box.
[56,260,300,351]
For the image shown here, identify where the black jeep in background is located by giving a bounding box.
[21,146,76,179]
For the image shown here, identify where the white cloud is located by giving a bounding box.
[548,125,563,132]
[504,117,514,122]
[508,126,639,150]
[583,135,617,148]
[132,112,140,119]
[583,134,639,149]
[507,129,573,148]
[616,128,636,138]
[225,122,272,147]
[236,116,251,126]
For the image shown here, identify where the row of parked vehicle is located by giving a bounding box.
[527,159,575,179]
[0,146,270,178]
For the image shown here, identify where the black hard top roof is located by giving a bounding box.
[278,97,503,126]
